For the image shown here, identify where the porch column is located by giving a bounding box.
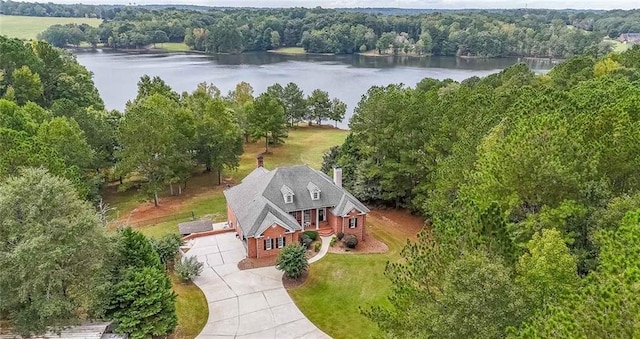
[301,210,305,228]
[316,208,320,230]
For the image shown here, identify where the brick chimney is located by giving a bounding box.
[257,154,264,168]
[333,167,342,187]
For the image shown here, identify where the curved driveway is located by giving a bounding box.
[188,232,330,339]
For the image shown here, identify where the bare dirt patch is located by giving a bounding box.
[369,208,425,241]
[105,170,235,227]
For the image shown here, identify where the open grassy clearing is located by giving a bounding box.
[0,14,102,40]
[156,42,192,52]
[169,271,209,339]
[268,47,306,55]
[288,211,422,339]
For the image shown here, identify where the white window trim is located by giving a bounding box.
[265,238,272,250]
[277,237,284,248]
[312,191,320,200]
[349,217,357,229]
[285,194,293,204]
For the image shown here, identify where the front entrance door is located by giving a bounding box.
[304,210,311,228]
[319,208,325,222]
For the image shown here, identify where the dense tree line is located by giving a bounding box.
[31,3,640,58]
[322,46,640,336]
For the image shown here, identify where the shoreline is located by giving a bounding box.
[67,46,566,62]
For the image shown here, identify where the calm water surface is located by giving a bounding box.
[75,51,556,128]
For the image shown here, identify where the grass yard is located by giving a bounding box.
[287,211,422,339]
[170,272,209,339]
[157,42,192,52]
[269,47,306,55]
[0,14,102,40]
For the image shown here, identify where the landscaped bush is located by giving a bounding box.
[304,231,319,241]
[330,236,337,247]
[314,241,321,252]
[175,256,204,282]
[337,232,344,240]
[276,244,308,279]
[151,233,183,265]
[301,234,313,248]
[344,234,358,249]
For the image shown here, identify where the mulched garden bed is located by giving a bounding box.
[328,233,388,254]
[237,256,277,270]
[282,270,308,289]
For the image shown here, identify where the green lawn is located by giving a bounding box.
[170,272,208,339]
[0,14,102,40]
[269,47,306,55]
[157,42,191,52]
[288,214,419,339]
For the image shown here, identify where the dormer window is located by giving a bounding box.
[307,182,321,201]
[280,185,294,204]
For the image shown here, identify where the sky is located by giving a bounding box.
[43,0,638,10]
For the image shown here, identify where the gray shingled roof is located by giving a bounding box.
[224,165,369,238]
[178,220,213,235]
[0,322,125,339]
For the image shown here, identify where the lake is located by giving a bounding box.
[75,51,556,128]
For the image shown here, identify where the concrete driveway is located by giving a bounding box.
[187,232,330,339]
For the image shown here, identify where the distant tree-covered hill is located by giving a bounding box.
[5,1,639,58]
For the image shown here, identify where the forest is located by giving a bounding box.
[14,0,639,58]
[322,46,640,336]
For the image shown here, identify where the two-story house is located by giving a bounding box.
[224,156,370,258]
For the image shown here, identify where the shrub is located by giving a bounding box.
[314,241,321,252]
[304,230,318,241]
[276,244,308,279]
[151,233,183,265]
[344,234,358,249]
[174,256,204,282]
[302,236,313,248]
[337,232,345,240]
[330,236,337,247]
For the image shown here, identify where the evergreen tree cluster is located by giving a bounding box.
[337,46,640,336]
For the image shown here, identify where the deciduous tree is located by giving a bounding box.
[0,168,109,336]
[117,93,194,206]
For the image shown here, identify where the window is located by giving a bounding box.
[277,236,286,248]
[264,238,273,250]
[349,217,358,229]
[312,191,320,200]
[285,194,293,203]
